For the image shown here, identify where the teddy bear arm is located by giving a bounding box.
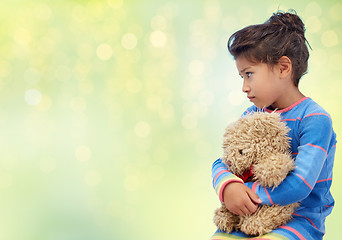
[239,202,299,236]
[213,204,240,233]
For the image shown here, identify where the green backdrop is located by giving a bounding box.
[0,0,341,239]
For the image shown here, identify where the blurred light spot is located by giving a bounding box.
[221,16,238,32]
[124,175,140,191]
[237,7,254,25]
[228,90,245,106]
[160,2,179,19]
[34,3,52,20]
[79,81,94,95]
[311,48,328,67]
[135,121,151,138]
[126,77,142,93]
[55,65,71,81]
[198,90,214,106]
[329,3,342,21]
[204,3,221,22]
[329,54,342,70]
[78,43,94,60]
[38,36,55,54]
[146,95,162,110]
[151,15,167,30]
[24,89,42,106]
[85,170,101,186]
[24,68,41,84]
[321,30,338,47]
[305,2,322,17]
[86,2,104,19]
[202,46,217,60]
[72,5,87,22]
[147,164,164,181]
[189,20,207,47]
[182,114,197,129]
[40,157,56,173]
[183,101,200,116]
[153,148,169,164]
[70,97,87,113]
[306,16,321,33]
[189,60,205,76]
[0,172,12,189]
[75,145,92,162]
[2,151,18,171]
[107,0,123,9]
[0,60,12,78]
[96,43,113,61]
[150,30,167,47]
[121,33,138,50]
[196,141,211,157]
[107,201,120,216]
[13,28,31,45]
[72,113,88,128]
[37,94,52,111]
[159,103,174,119]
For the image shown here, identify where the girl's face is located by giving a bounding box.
[235,57,285,109]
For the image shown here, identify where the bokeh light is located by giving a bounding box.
[0,0,341,239]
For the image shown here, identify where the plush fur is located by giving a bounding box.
[213,112,299,236]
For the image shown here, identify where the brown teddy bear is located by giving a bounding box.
[213,111,299,236]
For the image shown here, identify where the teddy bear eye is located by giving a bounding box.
[239,150,243,155]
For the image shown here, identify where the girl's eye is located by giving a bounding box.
[246,72,252,78]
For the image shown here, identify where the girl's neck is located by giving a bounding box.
[271,88,305,110]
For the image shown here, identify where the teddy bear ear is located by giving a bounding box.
[248,112,291,149]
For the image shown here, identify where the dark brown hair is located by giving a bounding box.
[227,10,310,87]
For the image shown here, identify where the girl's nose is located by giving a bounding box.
[242,79,250,93]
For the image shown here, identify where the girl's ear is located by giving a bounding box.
[278,56,292,79]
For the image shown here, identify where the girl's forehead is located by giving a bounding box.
[236,57,259,71]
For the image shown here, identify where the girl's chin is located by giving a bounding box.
[254,103,270,109]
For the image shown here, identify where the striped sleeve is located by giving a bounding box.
[245,113,335,205]
[212,159,244,202]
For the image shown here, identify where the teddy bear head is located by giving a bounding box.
[222,112,292,183]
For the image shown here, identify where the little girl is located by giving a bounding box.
[211,11,336,240]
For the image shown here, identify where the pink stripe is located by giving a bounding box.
[265,97,309,113]
[213,170,230,186]
[307,143,328,155]
[316,178,332,183]
[264,186,274,205]
[304,113,332,120]
[279,226,306,240]
[295,173,313,190]
[252,182,258,192]
[219,179,243,202]
[325,205,334,207]
[333,145,336,148]
[293,213,320,231]
[251,238,272,240]
[292,152,298,155]
[281,117,302,122]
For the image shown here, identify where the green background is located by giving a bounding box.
[0,0,340,239]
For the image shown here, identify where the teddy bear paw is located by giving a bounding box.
[213,206,239,233]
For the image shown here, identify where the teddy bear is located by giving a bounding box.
[213,111,300,236]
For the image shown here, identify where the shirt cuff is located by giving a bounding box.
[216,175,244,202]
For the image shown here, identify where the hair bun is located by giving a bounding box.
[268,11,305,35]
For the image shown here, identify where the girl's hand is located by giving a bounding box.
[223,182,262,216]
